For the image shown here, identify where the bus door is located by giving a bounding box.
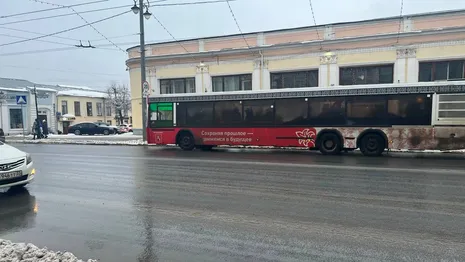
[148,102,175,144]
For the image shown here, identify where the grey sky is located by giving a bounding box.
[1,0,464,90]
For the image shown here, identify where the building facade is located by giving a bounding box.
[0,87,30,135]
[126,9,465,134]
[56,90,114,134]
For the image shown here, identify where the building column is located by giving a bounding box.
[147,67,158,95]
[319,54,338,87]
[253,59,270,90]
[196,63,211,93]
[396,48,417,83]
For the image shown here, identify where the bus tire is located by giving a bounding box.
[318,133,342,155]
[177,132,195,151]
[360,133,385,156]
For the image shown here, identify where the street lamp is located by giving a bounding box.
[132,0,151,141]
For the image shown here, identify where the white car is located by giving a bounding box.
[0,142,35,189]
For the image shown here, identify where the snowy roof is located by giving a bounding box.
[0,78,35,89]
[0,86,28,92]
[57,89,107,98]
[26,86,57,92]
[57,84,93,90]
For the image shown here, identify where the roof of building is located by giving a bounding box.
[57,89,107,98]
[128,8,465,51]
[0,77,36,89]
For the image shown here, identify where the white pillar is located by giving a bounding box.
[196,64,210,93]
[320,54,338,87]
[253,60,270,90]
[396,48,417,83]
[147,67,158,95]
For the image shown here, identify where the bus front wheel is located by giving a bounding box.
[178,132,195,151]
[318,133,342,155]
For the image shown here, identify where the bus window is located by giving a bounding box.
[243,100,274,126]
[308,97,346,126]
[186,102,214,126]
[214,101,243,126]
[388,94,432,125]
[275,98,309,126]
[346,96,387,126]
[149,103,173,128]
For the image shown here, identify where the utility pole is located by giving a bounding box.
[34,85,39,121]
[132,0,151,141]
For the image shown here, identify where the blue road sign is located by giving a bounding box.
[16,95,27,105]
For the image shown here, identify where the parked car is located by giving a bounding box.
[128,124,133,132]
[0,128,5,143]
[68,122,115,135]
[94,122,119,134]
[118,124,129,133]
[0,142,35,189]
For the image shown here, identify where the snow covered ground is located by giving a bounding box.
[5,133,145,145]
[0,239,97,262]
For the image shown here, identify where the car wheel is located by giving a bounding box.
[74,130,81,135]
[103,130,110,135]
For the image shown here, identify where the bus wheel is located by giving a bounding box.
[178,132,195,151]
[360,133,385,156]
[319,133,342,155]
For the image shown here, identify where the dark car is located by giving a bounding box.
[68,122,115,135]
[94,122,119,134]
[0,128,5,143]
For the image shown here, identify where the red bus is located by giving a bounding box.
[146,82,465,156]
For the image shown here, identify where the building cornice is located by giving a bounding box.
[126,26,465,66]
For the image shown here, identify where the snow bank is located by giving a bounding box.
[0,239,97,262]
[14,138,147,146]
[57,90,106,98]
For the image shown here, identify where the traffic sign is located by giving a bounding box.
[142,81,150,97]
[16,95,27,105]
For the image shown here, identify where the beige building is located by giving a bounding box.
[57,89,114,134]
[126,9,465,134]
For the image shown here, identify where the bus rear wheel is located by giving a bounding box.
[360,133,385,156]
[178,132,195,151]
[319,133,342,155]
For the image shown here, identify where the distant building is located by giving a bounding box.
[0,77,117,135]
[126,9,465,134]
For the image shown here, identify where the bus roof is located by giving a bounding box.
[149,81,465,103]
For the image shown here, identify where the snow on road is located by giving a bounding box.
[0,239,97,262]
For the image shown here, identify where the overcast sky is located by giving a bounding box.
[1,0,464,90]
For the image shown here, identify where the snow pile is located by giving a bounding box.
[0,239,97,262]
[18,138,147,146]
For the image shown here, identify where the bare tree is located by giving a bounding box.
[106,83,131,125]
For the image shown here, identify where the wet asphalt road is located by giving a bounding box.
[1,145,465,262]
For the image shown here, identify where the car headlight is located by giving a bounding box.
[26,153,33,165]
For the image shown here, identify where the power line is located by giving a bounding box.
[396,0,405,44]
[0,10,131,48]
[0,26,80,41]
[0,0,108,19]
[0,33,75,46]
[28,0,126,53]
[225,0,250,48]
[307,0,323,50]
[151,14,190,53]
[0,46,122,56]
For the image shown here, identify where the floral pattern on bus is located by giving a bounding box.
[296,128,316,147]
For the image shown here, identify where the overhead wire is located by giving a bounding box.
[28,0,126,52]
[225,0,250,48]
[307,0,323,50]
[0,0,109,19]
[0,64,123,77]
[150,14,190,53]
[0,33,75,46]
[0,10,131,48]
[396,0,405,44]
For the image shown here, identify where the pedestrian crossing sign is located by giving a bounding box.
[16,95,27,105]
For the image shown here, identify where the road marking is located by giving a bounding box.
[35,152,465,175]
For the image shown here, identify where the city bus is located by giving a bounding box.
[146,81,465,156]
